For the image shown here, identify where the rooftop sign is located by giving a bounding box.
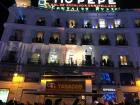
[38,0,119,12]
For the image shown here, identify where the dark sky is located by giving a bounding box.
[0,0,140,39]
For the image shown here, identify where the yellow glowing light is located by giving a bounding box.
[41,79,53,85]
[136,80,140,87]
[12,74,25,83]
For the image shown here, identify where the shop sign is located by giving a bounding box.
[46,81,85,92]
[103,88,116,91]
[38,0,119,12]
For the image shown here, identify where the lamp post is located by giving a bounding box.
[12,73,25,102]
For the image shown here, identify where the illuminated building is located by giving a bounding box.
[0,0,140,104]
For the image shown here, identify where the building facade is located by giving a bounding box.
[0,0,140,104]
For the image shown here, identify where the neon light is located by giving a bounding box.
[38,0,119,12]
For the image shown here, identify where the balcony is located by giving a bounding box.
[116,40,128,46]
[119,61,134,68]
[32,37,44,43]
[100,60,114,67]
[99,39,110,46]
[15,18,25,24]
[99,81,116,85]
[9,35,22,41]
[49,37,61,44]
[120,80,135,86]
[36,20,46,26]
[65,39,76,44]
[27,58,41,65]
[81,39,92,45]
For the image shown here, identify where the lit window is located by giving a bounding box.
[102,55,109,62]
[119,56,128,66]
[84,20,92,28]
[114,19,121,28]
[116,33,127,45]
[68,20,76,28]
[66,33,76,44]
[99,34,110,45]
[135,19,140,27]
[82,33,92,45]
[32,31,44,43]
[36,17,46,26]
[49,32,60,44]
[31,53,40,63]
[100,34,107,40]
[99,19,106,28]
[48,49,58,63]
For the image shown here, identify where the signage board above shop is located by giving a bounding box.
[46,81,85,92]
[38,0,120,12]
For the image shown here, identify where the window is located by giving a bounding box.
[99,34,110,45]
[116,33,127,46]
[100,72,115,85]
[81,33,92,45]
[84,20,92,28]
[66,33,76,44]
[99,19,106,28]
[48,49,58,63]
[66,49,76,65]
[31,53,41,64]
[120,73,135,86]
[67,19,76,28]
[1,51,17,63]
[135,19,140,27]
[36,17,46,26]
[32,31,44,43]
[101,55,113,67]
[119,55,128,66]
[114,19,121,28]
[15,15,26,24]
[49,32,60,44]
[53,18,61,27]
[9,30,23,41]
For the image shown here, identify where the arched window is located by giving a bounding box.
[81,33,92,45]
[48,49,58,64]
[66,33,76,44]
[31,53,41,64]
[49,32,60,44]
[67,19,76,28]
[99,34,110,45]
[116,33,127,46]
[32,31,44,43]
[36,17,46,26]
[9,30,23,41]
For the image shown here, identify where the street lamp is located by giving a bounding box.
[12,73,25,101]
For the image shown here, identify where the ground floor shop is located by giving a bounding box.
[0,75,140,104]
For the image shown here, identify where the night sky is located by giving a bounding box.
[0,0,140,39]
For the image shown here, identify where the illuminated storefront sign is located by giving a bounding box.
[38,0,119,12]
[46,81,85,92]
[0,89,9,103]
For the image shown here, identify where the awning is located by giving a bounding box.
[24,91,103,96]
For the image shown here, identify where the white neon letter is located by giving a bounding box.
[98,0,105,4]
[108,0,116,4]
[78,0,85,4]
[88,0,95,4]
[65,0,73,3]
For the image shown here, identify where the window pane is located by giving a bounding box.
[114,19,121,28]
[99,19,106,28]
